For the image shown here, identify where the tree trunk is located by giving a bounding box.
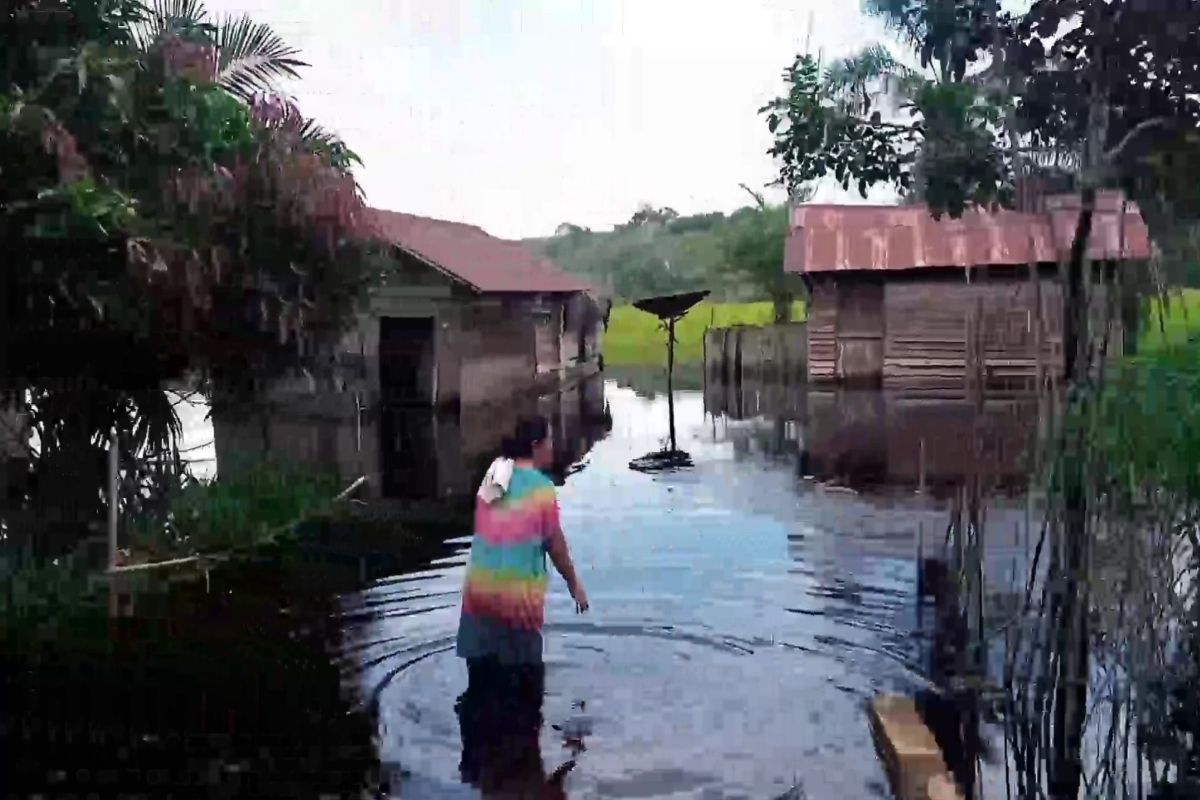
[1063,187,1097,384]
[772,291,792,325]
[1049,176,1098,800]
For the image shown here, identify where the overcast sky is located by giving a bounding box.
[201,0,900,239]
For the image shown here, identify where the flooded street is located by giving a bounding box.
[4,375,1039,798]
[340,380,1033,799]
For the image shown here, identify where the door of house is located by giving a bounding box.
[835,279,884,385]
[379,405,439,499]
[379,316,435,406]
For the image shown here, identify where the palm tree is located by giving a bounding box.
[134,1,360,170]
[831,0,1081,206]
[133,0,307,102]
[820,43,919,117]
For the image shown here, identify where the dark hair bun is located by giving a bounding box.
[500,415,550,460]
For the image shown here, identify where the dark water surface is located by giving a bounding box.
[340,381,1035,799]
[3,376,1039,798]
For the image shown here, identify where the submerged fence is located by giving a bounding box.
[703,322,807,384]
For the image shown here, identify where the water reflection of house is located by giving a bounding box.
[704,373,806,424]
[703,378,1040,493]
[804,389,1040,493]
[0,406,30,507]
[400,373,611,500]
[785,193,1152,388]
[212,374,611,504]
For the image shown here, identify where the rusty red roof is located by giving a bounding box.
[368,208,592,294]
[785,192,1152,274]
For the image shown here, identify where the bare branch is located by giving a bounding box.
[1103,117,1171,164]
[738,182,766,210]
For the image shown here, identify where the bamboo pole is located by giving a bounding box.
[334,475,368,502]
[106,474,368,576]
[919,438,927,495]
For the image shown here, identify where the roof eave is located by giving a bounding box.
[391,243,484,294]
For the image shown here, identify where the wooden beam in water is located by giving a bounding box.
[868,694,966,800]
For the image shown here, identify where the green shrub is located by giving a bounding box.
[129,458,341,557]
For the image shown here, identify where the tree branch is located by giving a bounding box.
[1104,117,1171,164]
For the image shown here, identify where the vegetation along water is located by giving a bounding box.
[4,1,1200,799]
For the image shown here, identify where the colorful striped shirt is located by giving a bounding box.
[456,467,560,663]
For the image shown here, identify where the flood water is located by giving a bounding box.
[5,374,1041,798]
[338,378,1036,799]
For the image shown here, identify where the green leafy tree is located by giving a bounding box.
[622,203,680,229]
[764,0,1200,362]
[1,0,375,560]
[717,184,811,324]
[764,4,1200,799]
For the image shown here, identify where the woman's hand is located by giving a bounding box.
[547,528,587,613]
[569,581,589,614]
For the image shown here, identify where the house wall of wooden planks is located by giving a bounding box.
[805,266,1099,392]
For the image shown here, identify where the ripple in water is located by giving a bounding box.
[337,383,1031,799]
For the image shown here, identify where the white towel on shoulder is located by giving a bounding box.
[477,457,514,504]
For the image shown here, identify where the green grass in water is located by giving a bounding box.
[129,458,342,558]
[1140,288,1200,353]
[605,300,806,366]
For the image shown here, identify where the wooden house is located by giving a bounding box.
[337,209,606,410]
[210,209,608,499]
[784,193,1152,390]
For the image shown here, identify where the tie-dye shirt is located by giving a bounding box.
[456,466,561,664]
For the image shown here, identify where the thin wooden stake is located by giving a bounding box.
[919,438,927,494]
[108,430,119,570]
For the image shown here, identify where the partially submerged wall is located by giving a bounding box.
[455,299,539,407]
[804,267,1132,389]
[703,322,808,384]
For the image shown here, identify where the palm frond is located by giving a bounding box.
[131,0,211,51]
[296,118,362,170]
[822,43,916,116]
[215,14,307,103]
[863,0,926,53]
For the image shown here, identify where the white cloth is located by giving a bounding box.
[477,457,514,504]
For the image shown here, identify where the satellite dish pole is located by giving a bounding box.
[628,290,710,471]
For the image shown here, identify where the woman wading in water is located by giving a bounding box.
[455,415,589,795]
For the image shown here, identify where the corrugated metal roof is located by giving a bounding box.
[785,193,1152,274]
[368,208,592,294]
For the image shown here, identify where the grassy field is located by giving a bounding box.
[1141,288,1200,353]
[604,299,806,366]
[602,289,1200,368]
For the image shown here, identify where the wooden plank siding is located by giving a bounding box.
[807,279,839,382]
[836,278,884,384]
[882,278,1064,390]
[807,270,1069,390]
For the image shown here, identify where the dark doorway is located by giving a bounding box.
[379,317,435,407]
[380,406,439,500]
[378,317,437,499]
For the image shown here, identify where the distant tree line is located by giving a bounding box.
[538,197,798,309]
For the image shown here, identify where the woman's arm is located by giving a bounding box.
[546,528,588,613]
